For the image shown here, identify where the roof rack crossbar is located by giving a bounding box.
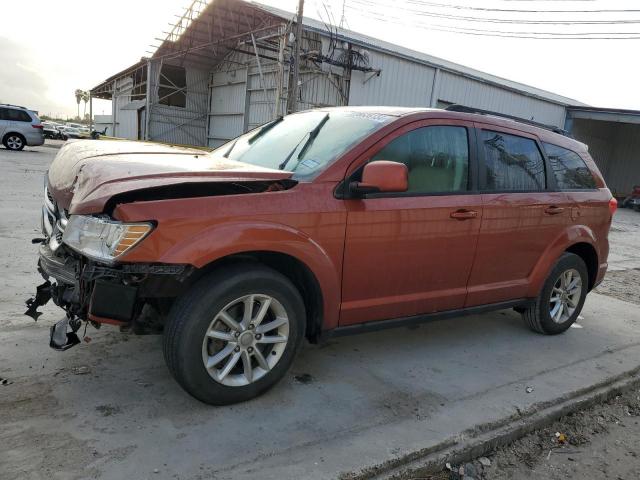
[0,103,27,110]
[444,104,571,137]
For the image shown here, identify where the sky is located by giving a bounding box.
[1,0,639,118]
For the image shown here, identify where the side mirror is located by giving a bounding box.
[349,160,408,196]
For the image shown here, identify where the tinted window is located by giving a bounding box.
[371,126,469,193]
[481,130,545,191]
[0,108,31,122]
[543,142,596,189]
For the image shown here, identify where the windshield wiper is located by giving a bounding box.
[248,116,283,144]
[222,139,238,158]
[278,113,329,171]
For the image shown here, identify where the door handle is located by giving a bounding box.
[544,206,565,215]
[450,209,478,220]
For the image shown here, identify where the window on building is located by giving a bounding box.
[371,125,469,193]
[481,130,546,191]
[542,142,596,190]
[158,64,186,108]
[130,67,148,102]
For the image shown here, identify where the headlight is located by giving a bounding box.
[62,215,153,263]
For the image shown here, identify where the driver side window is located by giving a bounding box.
[371,126,469,193]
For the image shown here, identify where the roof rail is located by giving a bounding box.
[444,104,571,137]
[0,103,27,110]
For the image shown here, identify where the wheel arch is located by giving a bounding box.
[527,225,600,296]
[3,131,26,144]
[564,242,598,291]
[190,251,325,343]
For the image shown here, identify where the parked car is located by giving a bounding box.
[29,106,616,405]
[0,104,44,150]
[621,185,640,211]
[42,122,63,140]
[59,126,83,140]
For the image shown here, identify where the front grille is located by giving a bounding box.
[42,183,66,252]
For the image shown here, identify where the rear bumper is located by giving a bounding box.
[25,131,45,146]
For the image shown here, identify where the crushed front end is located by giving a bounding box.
[27,182,191,350]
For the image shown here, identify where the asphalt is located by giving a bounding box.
[1,144,639,480]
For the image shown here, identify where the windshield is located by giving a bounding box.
[208,110,393,179]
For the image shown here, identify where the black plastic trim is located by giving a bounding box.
[327,298,534,338]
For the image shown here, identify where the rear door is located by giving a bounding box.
[340,119,483,326]
[465,123,571,306]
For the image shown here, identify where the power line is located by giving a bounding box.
[403,0,640,14]
[350,0,640,24]
[346,4,640,39]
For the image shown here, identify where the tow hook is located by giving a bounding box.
[50,316,82,351]
[24,281,52,321]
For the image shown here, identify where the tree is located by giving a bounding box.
[74,89,83,119]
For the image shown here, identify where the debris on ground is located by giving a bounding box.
[1,377,12,386]
[95,404,122,417]
[525,386,534,394]
[437,385,640,479]
[293,373,314,384]
[72,366,91,375]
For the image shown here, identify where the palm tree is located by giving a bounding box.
[74,89,83,119]
[81,91,90,119]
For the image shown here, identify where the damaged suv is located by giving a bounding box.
[30,106,616,405]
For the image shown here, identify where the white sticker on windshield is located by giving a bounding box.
[343,112,390,123]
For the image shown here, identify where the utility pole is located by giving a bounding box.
[287,0,304,114]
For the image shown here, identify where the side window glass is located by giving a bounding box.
[481,130,546,191]
[0,108,8,121]
[542,142,596,189]
[371,126,469,193]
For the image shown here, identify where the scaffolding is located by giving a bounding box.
[90,0,379,145]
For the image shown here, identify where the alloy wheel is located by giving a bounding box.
[201,294,289,387]
[549,268,582,324]
[6,135,23,150]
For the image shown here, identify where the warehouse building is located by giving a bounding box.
[90,0,640,196]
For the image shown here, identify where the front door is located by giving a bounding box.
[340,120,482,326]
[465,123,571,306]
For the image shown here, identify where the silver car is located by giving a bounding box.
[0,104,45,151]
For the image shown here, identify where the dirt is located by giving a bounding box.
[434,266,640,480]
[595,268,640,306]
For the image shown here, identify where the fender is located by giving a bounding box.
[116,211,343,331]
[526,224,599,297]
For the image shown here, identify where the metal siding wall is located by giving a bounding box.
[208,67,248,148]
[437,71,566,127]
[114,78,138,140]
[571,119,615,179]
[149,63,209,146]
[609,123,640,195]
[349,50,436,107]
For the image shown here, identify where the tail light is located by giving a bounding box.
[32,124,44,129]
[609,197,618,216]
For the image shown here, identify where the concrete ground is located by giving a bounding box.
[1,145,639,480]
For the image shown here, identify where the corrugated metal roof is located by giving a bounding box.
[251,1,588,108]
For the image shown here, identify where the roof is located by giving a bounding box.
[567,105,640,125]
[251,1,588,108]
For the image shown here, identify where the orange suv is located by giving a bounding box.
[29,106,616,404]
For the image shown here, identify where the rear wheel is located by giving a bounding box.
[163,264,305,405]
[522,253,588,335]
[3,133,25,151]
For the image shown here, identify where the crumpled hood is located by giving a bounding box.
[47,140,293,214]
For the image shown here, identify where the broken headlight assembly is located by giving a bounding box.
[62,215,153,264]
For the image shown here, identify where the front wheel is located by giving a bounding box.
[522,252,588,335]
[163,264,306,405]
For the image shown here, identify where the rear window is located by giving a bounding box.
[481,130,546,191]
[542,142,596,190]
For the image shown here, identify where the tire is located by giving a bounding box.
[163,264,306,405]
[522,252,588,335]
[3,133,26,151]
